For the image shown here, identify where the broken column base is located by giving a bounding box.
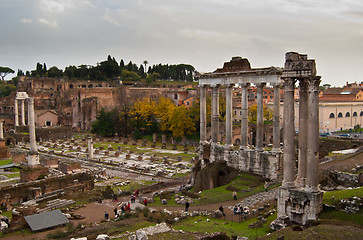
[27,151,40,167]
[270,215,291,231]
[277,186,323,226]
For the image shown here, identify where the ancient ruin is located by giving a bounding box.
[198,56,283,180]
[198,52,323,225]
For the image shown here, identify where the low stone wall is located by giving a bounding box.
[0,173,94,206]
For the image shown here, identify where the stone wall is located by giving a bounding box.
[0,173,94,206]
[201,145,283,181]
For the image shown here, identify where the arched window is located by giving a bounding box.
[345,112,351,117]
[360,111,363,116]
[337,112,343,118]
[353,112,358,117]
[329,113,335,118]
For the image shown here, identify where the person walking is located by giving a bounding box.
[144,198,148,206]
[219,205,225,216]
[114,207,118,217]
[185,201,190,212]
[104,211,109,220]
[264,181,269,192]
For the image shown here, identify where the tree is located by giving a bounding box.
[155,97,176,132]
[47,66,63,78]
[143,60,148,73]
[248,104,273,123]
[145,72,161,83]
[91,108,117,137]
[0,82,16,97]
[0,67,15,81]
[169,106,196,139]
[130,98,156,133]
[121,69,141,82]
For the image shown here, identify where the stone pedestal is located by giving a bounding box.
[27,152,40,167]
[0,139,9,159]
[277,187,323,225]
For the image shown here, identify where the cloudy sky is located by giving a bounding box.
[1,0,363,86]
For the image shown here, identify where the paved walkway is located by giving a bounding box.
[227,188,278,211]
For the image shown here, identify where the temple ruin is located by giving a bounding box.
[198,52,322,225]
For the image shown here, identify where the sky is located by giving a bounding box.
[1,0,363,87]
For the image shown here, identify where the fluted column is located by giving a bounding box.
[256,83,265,151]
[306,77,321,192]
[225,84,233,148]
[240,83,249,149]
[28,97,37,153]
[211,85,219,143]
[272,83,281,151]
[14,99,19,127]
[296,79,308,187]
[0,121,3,139]
[282,78,295,188]
[200,85,207,144]
[21,99,26,126]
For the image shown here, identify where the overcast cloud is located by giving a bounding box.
[1,0,363,86]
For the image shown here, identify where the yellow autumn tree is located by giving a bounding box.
[248,104,273,123]
[155,97,176,132]
[131,98,156,130]
[169,106,196,139]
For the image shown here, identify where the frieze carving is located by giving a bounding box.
[284,52,316,76]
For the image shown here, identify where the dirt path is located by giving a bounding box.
[319,151,363,172]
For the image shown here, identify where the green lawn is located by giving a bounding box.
[0,159,12,166]
[323,187,363,206]
[174,214,276,239]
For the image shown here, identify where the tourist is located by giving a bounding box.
[104,211,109,220]
[121,205,125,213]
[233,206,239,214]
[127,202,131,211]
[185,201,190,212]
[144,198,148,206]
[264,181,268,192]
[232,190,237,200]
[114,207,118,217]
[219,205,225,216]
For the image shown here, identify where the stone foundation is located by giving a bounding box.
[200,143,282,181]
[277,187,323,225]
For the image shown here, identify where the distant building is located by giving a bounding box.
[35,110,58,127]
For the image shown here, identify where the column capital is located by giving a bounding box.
[240,82,250,88]
[271,82,282,88]
[256,82,266,88]
[299,78,309,91]
[308,76,321,92]
[210,84,220,88]
[283,78,296,91]
[224,83,235,88]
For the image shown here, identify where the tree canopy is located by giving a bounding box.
[0,67,15,81]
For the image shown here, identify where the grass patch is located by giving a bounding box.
[320,209,363,226]
[174,214,276,239]
[0,159,12,166]
[323,187,363,206]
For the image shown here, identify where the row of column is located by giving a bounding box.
[200,83,281,151]
[282,77,321,192]
[14,98,27,127]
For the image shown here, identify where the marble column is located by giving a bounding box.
[240,83,249,149]
[256,83,265,151]
[272,83,281,151]
[28,98,37,152]
[0,121,3,139]
[296,79,308,187]
[200,85,207,144]
[225,84,233,148]
[211,85,219,143]
[14,99,19,127]
[306,77,321,192]
[282,78,295,188]
[21,99,26,126]
[88,137,94,159]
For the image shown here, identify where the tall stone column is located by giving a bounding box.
[272,83,281,151]
[256,83,265,151]
[21,99,26,126]
[296,79,308,187]
[27,97,40,166]
[14,99,19,127]
[211,85,219,143]
[200,85,207,144]
[282,78,295,188]
[0,121,3,139]
[240,83,249,149]
[88,137,94,159]
[225,84,233,148]
[306,77,321,192]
